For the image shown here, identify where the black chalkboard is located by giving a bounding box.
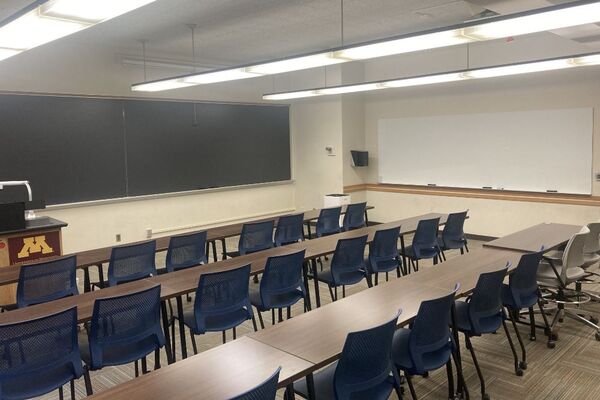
[0,94,290,205]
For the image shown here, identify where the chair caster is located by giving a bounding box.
[529,335,536,341]
[559,318,564,323]
[515,368,524,377]
[423,372,429,378]
[519,361,527,370]
[547,341,556,349]
[595,332,600,341]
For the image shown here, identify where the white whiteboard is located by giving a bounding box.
[378,108,593,194]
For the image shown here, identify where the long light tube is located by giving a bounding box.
[0,0,156,62]
[132,0,600,92]
[262,52,600,100]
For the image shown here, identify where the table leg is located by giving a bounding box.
[221,238,227,259]
[305,222,312,239]
[97,264,105,287]
[399,235,407,275]
[160,300,174,364]
[364,210,369,226]
[306,373,316,400]
[212,240,218,262]
[285,383,296,400]
[451,302,469,399]
[176,296,188,359]
[83,267,91,293]
[311,259,321,308]
[302,261,312,311]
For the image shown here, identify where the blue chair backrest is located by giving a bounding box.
[229,367,281,400]
[369,227,401,273]
[334,311,401,399]
[330,235,368,283]
[88,285,164,369]
[316,207,342,237]
[166,231,207,272]
[108,241,157,286]
[239,221,274,255]
[408,284,459,374]
[193,265,253,333]
[441,211,468,249]
[260,250,306,308]
[508,249,545,308]
[0,307,83,399]
[17,255,79,308]
[274,213,305,246]
[413,218,440,258]
[468,266,509,335]
[342,202,367,231]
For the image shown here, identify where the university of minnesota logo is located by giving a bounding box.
[17,236,54,258]
[8,231,61,265]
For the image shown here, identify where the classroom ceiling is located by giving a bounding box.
[1,0,597,68]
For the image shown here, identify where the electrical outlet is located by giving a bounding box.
[146,228,152,239]
[116,234,121,242]
[325,145,336,156]
[596,173,600,182]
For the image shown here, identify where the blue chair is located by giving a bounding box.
[502,250,554,376]
[176,265,257,357]
[81,285,165,395]
[295,311,403,399]
[226,221,274,258]
[366,227,403,285]
[315,207,342,238]
[315,235,371,301]
[275,213,305,246]
[342,202,367,231]
[438,211,469,261]
[16,255,79,308]
[165,231,208,273]
[94,241,157,288]
[400,217,442,273]
[229,367,281,400]
[251,250,308,328]
[392,284,460,400]
[0,307,83,400]
[454,267,508,400]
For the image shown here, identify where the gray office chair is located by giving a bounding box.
[582,222,600,267]
[537,226,600,340]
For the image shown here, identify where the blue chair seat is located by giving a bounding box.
[392,328,452,375]
[366,258,399,274]
[79,333,159,369]
[1,365,77,400]
[249,287,303,311]
[317,268,366,286]
[501,284,538,309]
[294,362,395,400]
[454,301,502,336]
[181,308,250,333]
[400,244,438,260]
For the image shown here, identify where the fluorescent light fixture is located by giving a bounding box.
[0,48,22,61]
[182,68,263,84]
[131,1,600,92]
[263,52,600,100]
[0,0,156,62]
[41,0,156,23]
[464,59,572,79]
[263,90,319,100]
[382,72,467,88]
[131,79,195,92]
[0,9,89,50]
[334,30,472,60]
[247,52,345,74]
[462,2,600,40]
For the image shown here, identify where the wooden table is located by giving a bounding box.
[0,205,373,295]
[86,336,313,400]
[483,223,582,253]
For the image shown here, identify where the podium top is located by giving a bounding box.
[0,217,67,236]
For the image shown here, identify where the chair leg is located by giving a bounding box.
[272,309,276,325]
[59,386,64,400]
[287,306,292,319]
[83,366,93,396]
[278,308,283,323]
[396,266,401,278]
[391,368,404,399]
[464,242,469,252]
[465,335,489,400]
[257,310,265,329]
[190,329,198,355]
[366,274,373,288]
[251,309,259,331]
[70,379,75,400]
[386,271,389,282]
[222,331,227,344]
[233,326,237,340]
[442,250,448,260]
[415,260,419,272]
[502,315,523,376]
[405,373,418,400]
[375,273,379,286]
[537,296,556,348]
[342,286,346,298]
[509,310,527,370]
[445,360,455,400]
[141,357,148,374]
[334,286,338,301]
[134,360,139,377]
[154,348,161,369]
[528,307,536,341]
